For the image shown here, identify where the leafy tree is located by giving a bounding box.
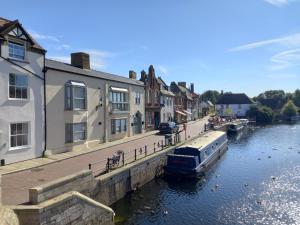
[281,100,298,117]
[256,90,287,110]
[293,89,300,107]
[224,107,233,117]
[201,90,220,104]
[246,105,274,123]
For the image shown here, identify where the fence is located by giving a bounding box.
[88,133,181,177]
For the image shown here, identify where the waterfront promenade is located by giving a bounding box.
[1,117,209,205]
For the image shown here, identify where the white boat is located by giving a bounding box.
[228,122,244,133]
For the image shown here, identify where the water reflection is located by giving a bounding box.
[113,123,300,225]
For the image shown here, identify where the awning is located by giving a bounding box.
[183,110,192,115]
[110,87,128,93]
[175,111,187,116]
[67,81,86,87]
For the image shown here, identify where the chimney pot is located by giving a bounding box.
[129,70,137,79]
[71,52,90,70]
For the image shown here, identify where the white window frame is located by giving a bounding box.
[8,74,29,100]
[110,91,129,111]
[135,91,141,105]
[9,122,30,150]
[65,81,87,111]
[65,122,87,143]
[111,118,127,135]
[8,41,25,61]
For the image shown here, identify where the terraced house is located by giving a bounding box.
[0,17,45,165]
[45,53,145,155]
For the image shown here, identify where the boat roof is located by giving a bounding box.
[181,131,226,150]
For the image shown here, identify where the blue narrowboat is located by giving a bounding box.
[164,131,228,178]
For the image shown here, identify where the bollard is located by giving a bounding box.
[154,143,156,152]
[145,145,147,156]
[161,140,163,150]
[88,163,92,170]
[140,147,143,155]
[122,152,125,166]
[134,149,137,161]
[106,158,110,172]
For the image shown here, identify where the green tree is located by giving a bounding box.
[201,90,220,104]
[224,107,233,117]
[293,89,300,107]
[281,100,298,117]
[256,90,287,110]
[246,105,274,123]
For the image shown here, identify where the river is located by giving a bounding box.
[112,123,300,225]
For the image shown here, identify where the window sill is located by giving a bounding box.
[9,145,31,151]
[65,109,87,112]
[8,58,29,64]
[65,139,86,144]
[8,98,29,101]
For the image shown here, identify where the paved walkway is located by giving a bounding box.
[1,117,208,205]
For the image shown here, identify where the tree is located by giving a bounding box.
[201,90,220,104]
[246,105,274,123]
[293,89,300,107]
[256,90,287,110]
[281,100,298,118]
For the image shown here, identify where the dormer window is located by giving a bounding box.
[8,42,25,61]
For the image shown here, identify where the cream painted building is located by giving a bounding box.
[45,53,145,154]
[0,18,45,165]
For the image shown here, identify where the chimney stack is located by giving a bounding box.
[221,90,224,95]
[71,52,90,70]
[190,83,194,93]
[129,70,137,79]
[178,82,187,88]
[140,70,147,82]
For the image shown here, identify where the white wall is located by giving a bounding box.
[216,104,251,117]
[160,95,174,123]
[0,44,44,164]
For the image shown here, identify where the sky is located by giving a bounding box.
[1,0,300,96]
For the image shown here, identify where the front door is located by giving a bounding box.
[154,112,160,129]
[134,111,142,134]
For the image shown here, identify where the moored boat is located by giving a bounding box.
[228,122,244,133]
[164,131,228,178]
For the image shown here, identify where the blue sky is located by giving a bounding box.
[2,0,300,96]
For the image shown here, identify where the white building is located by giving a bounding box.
[157,77,175,123]
[45,53,145,155]
[216,93,254,117]
[0,18,45,165]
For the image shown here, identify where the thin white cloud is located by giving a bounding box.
[229,33,300,52]
[28,29,60,42]
[269,48,300,70]
[264,0,297,7]
[158,65,168,75]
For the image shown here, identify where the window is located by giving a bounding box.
[65,123,87,143]
[9,74,28,99]
[111,119,127,134]
[10,122,29,148]
[135,92,141,105]
[8,42,25,60]
[238,104,242,109]
[110,91,128,111]
[65,81,86,110]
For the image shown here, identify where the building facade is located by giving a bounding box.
[0,18,45,165]
[45,53,145,155]
[140,65,161,130]
[216,93,254,117]
[157,77,175,123]
[170,82,193,123]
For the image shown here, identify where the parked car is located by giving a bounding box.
[158,122,179,134]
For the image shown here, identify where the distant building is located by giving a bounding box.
[190,83,201,120]
[216,93,254,117]
[170,82,193,123]
[157,77,175,123]
[0,17,46,165]
[200,100,214,116]
[140,65,161,130]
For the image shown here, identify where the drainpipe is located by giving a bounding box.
[42,53,47,157]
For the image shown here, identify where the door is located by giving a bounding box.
[134,111,142,134]
[154,112,160,129]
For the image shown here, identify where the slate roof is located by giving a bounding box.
[0,17,45,51]
[45,59,145,86]
[216,93,254,104]
[160,89,175,97]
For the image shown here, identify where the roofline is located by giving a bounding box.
[45,59,145,87]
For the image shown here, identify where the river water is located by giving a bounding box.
[112,123,300,225]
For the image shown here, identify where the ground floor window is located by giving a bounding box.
[10,122,29,148]
[147,112,153,126]
[111,118,127,134]
[65,122,87,143]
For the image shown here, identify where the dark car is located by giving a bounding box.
[158,122,179,134]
